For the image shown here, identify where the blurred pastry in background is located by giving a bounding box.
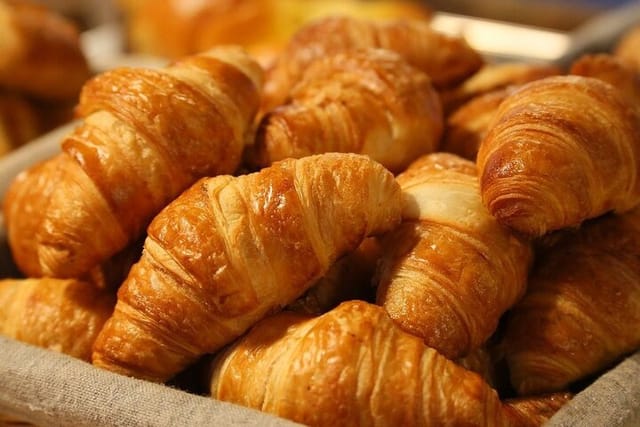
[570,53,640,108]
[0,0,91,157]
[260,15,483,112]
[116,0,432,66]
[0,0,90,100]
[614,24,640,71]
[440,87,513,161]
[439,62,561,115]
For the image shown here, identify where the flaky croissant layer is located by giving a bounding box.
[92,153,402,382]
[4,46,263,279]
[209,300,512,427]
[247,48,443,173]
[376,153,532,359]
[262,15,482,112]
[504,209,640,395]
[477,75,640,237]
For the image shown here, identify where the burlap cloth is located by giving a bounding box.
[0,336,300,427]
[0,336,638,426]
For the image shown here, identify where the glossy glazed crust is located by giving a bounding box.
[0,277,115,361]
[3,46,263,279]
[91,153,402,382]
[247,48,443,172]
[0,0,90,100]
[477,75,640,237]
[209,301,510,427]
[504,209,640,395]
[376,153,532,359]
[262,15,482,112]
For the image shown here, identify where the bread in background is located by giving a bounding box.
[614,24,640,72]
[247,48,443,173]
[262,15,483,112]
[117,0,432,65]
[0,0,90,157]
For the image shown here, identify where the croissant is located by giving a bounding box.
[439,62,560,115]
[503,392,574,427]
[503,209,640,395]
[262,15,483,112]
[375,153,532,359]
[0,277,115,361]
[3,46,263,279]
[209,300,511,427]
[0,0,90,100]
[91,153,402,382]
[246,48,443,172]
[570,53,640,108]
[441,87,513,161]
[118,0,431,62]
[477,75,640,237]
[614,24,640,71]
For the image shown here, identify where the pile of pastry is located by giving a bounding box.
[2,9,640,427]
[0,0,90,157]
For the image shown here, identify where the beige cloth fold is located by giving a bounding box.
[0,336,301,427]
[1,334,639,426]
[547,350,640,427]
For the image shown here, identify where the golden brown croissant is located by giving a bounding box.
[503,392,573,427]
[262,15,483,112]
[3,46,263,279]
[614,24,640,72]
[570,53,640,108]
[441,87,513,161]
[439,62,560,115]
[246,48,443,173]
[375,153,532,359]
[92,153,402,382]
[209,300,512,427]
[503,209,640,395]
[0,277,115,361]
[477,75,640,237]
[0,0,90,100]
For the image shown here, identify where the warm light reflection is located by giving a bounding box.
[431,12,571,63]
